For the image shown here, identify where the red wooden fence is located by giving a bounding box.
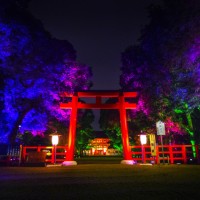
[21,144,200,164]
[130,145,200,164]
[22,146,68,164]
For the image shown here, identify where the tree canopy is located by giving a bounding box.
[0,0,93,144]
[120,0,200,146]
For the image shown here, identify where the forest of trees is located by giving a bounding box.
[100,0,200,150]
[0,0,93,145]
[1,0,200,152]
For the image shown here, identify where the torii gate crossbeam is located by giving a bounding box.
[60,90,137,165]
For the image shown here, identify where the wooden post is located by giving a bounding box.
[182,145,187,164]
[51,146,54,164]
[119,94,131,161]
[169,145,173,164]
[62,95,78,165]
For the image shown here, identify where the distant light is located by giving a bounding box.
[140,134,147,145]
[92,148,95,154]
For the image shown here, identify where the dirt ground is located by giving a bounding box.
[0,164,200,200]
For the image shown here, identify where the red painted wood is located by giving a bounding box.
[60,90,138,162]
[130,144,199,164]
[21,144,199,164]
[119,95,132,160]
[65,95,78,161]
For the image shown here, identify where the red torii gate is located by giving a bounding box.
[60,90,137,165]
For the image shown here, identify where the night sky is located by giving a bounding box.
[29,0,162,90]
[28,0,162,129]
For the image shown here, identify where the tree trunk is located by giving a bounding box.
[8,108,31,145]
[185,105,196,158]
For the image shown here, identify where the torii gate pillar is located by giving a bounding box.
[62,95,78,166]
[119,94,132,162]
[60,91,137,165]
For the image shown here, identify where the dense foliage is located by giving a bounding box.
[99,98,122,151]
[76,109,95,156]
[120,0,200,146]
[0,0,93,144]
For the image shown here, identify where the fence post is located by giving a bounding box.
[156,145,159,164]
[143,145,146,163]
[22,146,26,163]
[51,146,54,164]
[169,145,173,164]
[183,145,187,164]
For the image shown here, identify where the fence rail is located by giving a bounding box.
[22,146,68,164]
[20,144,200,165]
[130,145,200,164]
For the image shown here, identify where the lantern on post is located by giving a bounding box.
[140,132,147,163]
[50,132,61,164]
[140,134,147,145]
[52,135,59,146]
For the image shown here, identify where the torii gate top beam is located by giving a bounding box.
[60,90,137,110]
[60,91,137,97]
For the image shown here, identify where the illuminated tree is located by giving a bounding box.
[99,99,123,151]
[149,0,200,148]
[76,109,95,156]
[120,0,200,149]
[0,1,93,144]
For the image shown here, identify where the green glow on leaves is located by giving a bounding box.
[190,140,195,145]
[174,109,184,114]
[186,128,194,137]
[190,140,196,158]
[186,113,193,130]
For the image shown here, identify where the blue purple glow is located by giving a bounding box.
[0,19,92,143]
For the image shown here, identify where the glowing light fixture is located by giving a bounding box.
[50,132,61,164]
[139,133,147,164]
[52,135,59,146]
[140,134,147,145]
